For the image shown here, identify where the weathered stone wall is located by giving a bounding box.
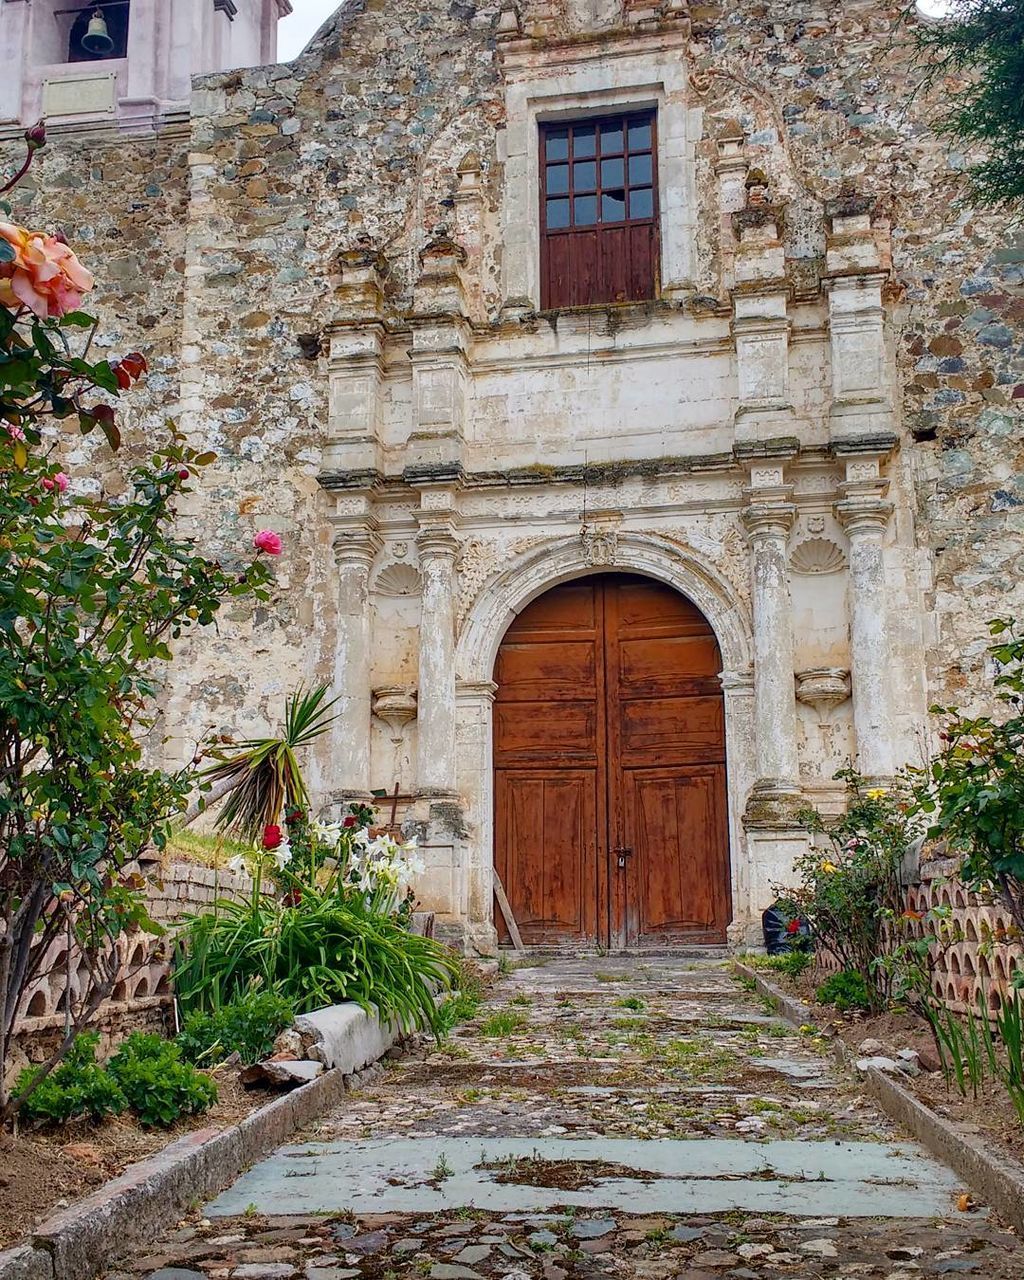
[149,0,1021,762]
[3,0,1021,949]
[677,0,1023,708]
[161,0,506,762]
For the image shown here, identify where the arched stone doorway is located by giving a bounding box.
[492,572,731,950]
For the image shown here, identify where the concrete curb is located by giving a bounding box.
[0,1004,403,1280]
[734,962,1024,1235]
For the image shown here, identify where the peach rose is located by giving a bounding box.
[0,223,94,319]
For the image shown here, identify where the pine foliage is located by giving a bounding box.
[914,0,1024,208]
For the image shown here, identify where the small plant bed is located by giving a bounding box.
[743,960,1024,1169]
[0,1058,264,1251]
[1,990,302,1250]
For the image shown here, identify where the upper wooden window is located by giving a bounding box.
[540,110,659,310]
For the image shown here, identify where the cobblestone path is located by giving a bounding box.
[117,958,1023,1280]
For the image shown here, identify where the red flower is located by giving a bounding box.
[786,918,801,935]
[262,823,283,850]
[343,815,358,828]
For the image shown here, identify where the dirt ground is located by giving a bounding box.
[781,967,1024,1166]
[0,1066,267,1249]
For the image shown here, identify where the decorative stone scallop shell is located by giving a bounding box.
[790,537,846,575]
[374,563,422,597]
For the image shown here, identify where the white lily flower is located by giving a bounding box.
[269,838,292,869]
[227,854,247,875]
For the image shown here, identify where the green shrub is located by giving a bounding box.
[174,883,458,1035]
[816,970,873,1014]
[764,950,813,979]
[108,1032,217,1127]
[176,991,294,1066]
[777,771,923,1012]
[15,1033,127,1125]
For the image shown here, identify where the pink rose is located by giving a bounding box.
[41,471,69,494]
[0,223,93,319]
[253,529,283,556]
[6,425,26,441]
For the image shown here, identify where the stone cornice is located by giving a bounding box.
[829,433,899,459]
[317,468,384,493]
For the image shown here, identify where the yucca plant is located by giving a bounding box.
[197,684,338,842]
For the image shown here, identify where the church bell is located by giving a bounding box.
[81,8,114,56]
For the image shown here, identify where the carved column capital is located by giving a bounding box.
[834,494,893,539]
[415,519,460,564]
[740,500,796,544]
[331,519,382,569]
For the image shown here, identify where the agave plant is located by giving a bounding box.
[197,684,338,842]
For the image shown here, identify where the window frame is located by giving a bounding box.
[538,108,661,310]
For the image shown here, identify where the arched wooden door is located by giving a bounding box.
[493,573,730,950]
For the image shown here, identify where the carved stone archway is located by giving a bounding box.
[452,532,757,952]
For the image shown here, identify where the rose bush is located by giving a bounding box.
[777,771,924,1011]
[0,127,275,1120]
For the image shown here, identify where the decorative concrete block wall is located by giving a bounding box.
[14,862,252,1044]
[814,856,1022,1021]
[902,858,1023,1019]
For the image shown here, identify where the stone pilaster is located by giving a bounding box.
[456,678,500,956]
[836,474,896,782]
[322,246,389,478]
[824,194,894,442]
[731,192,793,445]
[741,483,801,813]
[328,515,382,798]
[715,120,748,294]
[407,235,470,473]
[415,505,460,798]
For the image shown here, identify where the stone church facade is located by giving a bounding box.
[2,0,1021,952]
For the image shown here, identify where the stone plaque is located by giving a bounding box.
[42,72,116,118]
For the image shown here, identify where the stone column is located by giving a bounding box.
[741,497,800,802]
[329,521,381,797]
[416,522,460,797]
[836,489,895,781]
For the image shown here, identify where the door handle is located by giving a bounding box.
[614,846,633,869]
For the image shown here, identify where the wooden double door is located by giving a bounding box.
[493,574,730,950]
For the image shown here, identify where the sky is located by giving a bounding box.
[277,0,341,62]
[276,0,952,63]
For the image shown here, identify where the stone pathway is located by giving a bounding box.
[112,958,1023,1279]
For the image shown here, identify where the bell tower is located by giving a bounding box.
[0,0,293,132]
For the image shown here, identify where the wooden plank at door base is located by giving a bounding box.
[493,872,525,953]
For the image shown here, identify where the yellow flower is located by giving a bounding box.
[865,787,887,800]
[821,859,838,873]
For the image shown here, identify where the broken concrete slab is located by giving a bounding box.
[206,1134,961,1219]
